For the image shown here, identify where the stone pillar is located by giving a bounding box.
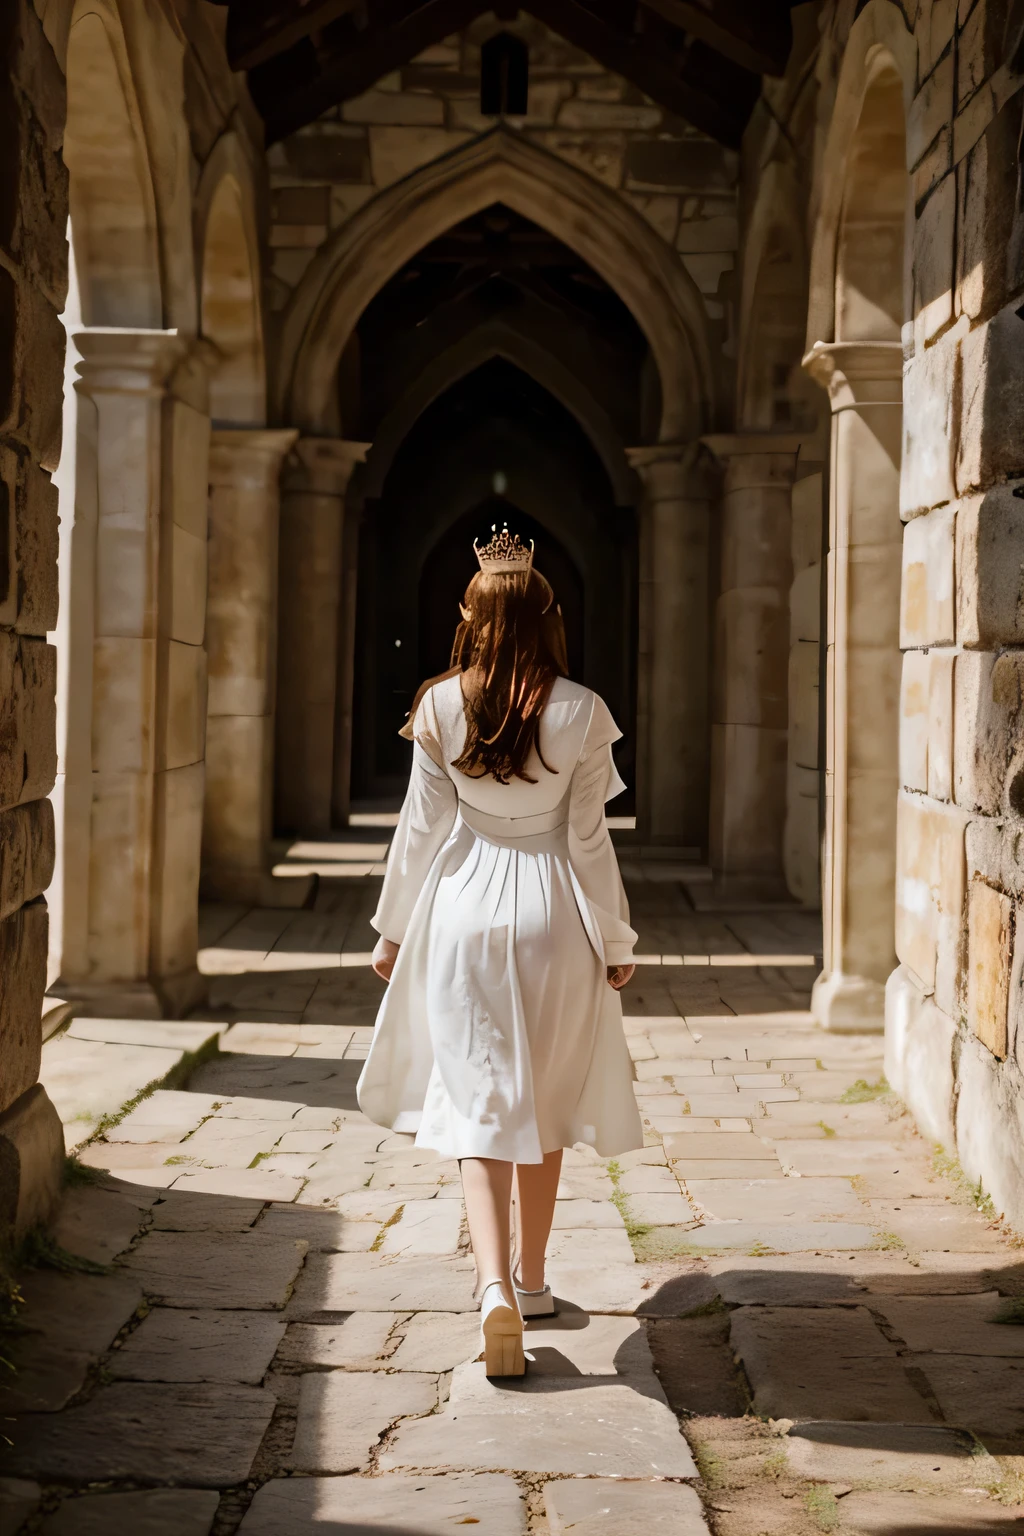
[55,328,190,1018]
[627,443,714,850]
[703,434,802,893]
[275,438,368,835]
[803,341,904,1031]
[203,429,298,901]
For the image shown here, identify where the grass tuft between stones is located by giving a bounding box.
[838,1076,890,1104]
[932,1147,998,1220]
[805,1485,840,1530]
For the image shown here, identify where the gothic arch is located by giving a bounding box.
[197,134,266,425]
[276,130,714,443]
[361,321,636,504]
[805,1,916,350]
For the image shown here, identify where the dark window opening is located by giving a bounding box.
[480,32,529,116]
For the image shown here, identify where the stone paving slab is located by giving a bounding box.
[524,1313,653,1376]
[545,1477,710,1535]
[678,1219,878,1252]
[288,1369,438,1471]
[238,1473,527,1535]
[545,1264,661,1315]
[150,1191,264,1231]
[547,1227,636,1264]
[783,1421,1001,1489]
[0,1479,40,1536]
[775,1141,908,1176]
[624,1191,696,1225]
[276,1314,402,1368]
[382,1363,697,1477]
[672,1159,784,1180]
[42,1040,187,1148]
[686,1176,865,1222]
[109,1307,286,1384]
[865,1201,1007,1252]
[169,1166,306,1202]
[915,1354,1024,1451]
[286,1253,478,1314]
[7,1383,275,1486]
[663,1132,778,1159]
[730,1306,934,1422]
[50,1182,150,1264]
[550,1198,625,1228]
[646,1316,746,1417]
[833,1491,1024,1533]
[876,1292,1024,1355]
[378,1197,463,1255]
[386,1310,483,1371]
[40,1490,221,1536]
[122,1231,308,1308]
[5,1272,143,1412]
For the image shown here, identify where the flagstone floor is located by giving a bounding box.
[4,842,1024,1535]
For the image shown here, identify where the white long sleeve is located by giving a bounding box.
[371,739,457,944]
[567,710,637,967]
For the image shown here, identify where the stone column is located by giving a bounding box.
[803,341,904,1031]
[275,438,368,834]
[703,434,802,893]
[203,429,298,902]
[627,443,714,850]
[56,328,188,1018]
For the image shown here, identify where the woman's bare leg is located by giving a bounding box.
[460,1157,515,1294]
[513,1149,563,1291]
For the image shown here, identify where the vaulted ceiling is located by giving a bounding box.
[211,0,798,149]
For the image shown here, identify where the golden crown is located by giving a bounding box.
[473,523,534,574]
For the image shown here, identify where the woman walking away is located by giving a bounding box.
[358,526,642,1377]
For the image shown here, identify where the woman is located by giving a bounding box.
[358,526,642,1377]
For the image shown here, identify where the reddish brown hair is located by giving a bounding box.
[450,566,568,784]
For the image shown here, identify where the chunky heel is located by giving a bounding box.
[479,1281,526,1378]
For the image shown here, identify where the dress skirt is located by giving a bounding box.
[357,800,643,1165]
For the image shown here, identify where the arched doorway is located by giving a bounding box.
[805,51,908,1030]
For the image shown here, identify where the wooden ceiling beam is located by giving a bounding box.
[638,0,791,76]
[227,0,366,71]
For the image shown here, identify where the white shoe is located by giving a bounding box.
[479,1280,525,1377]
[515,1282,555,1318]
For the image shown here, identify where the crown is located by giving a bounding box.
[473,523,534,574]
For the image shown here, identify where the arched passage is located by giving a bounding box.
[804,29,910,1030]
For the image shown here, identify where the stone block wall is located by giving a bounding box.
[0,2,68,1242]
[265,18,740,362]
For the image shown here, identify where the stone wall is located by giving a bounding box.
[0,3,68,1241]
[265,17,740,381]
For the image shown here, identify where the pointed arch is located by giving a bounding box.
[276,130,714,443]
[362,320,636,503]
[197,133,266,426]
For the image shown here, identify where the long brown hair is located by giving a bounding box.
[450,566,568,784]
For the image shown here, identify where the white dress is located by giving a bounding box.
[357,674,643,1164]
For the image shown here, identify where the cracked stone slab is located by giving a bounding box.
[49,1184,150,1265]
[40,1490,221,1535]
[149,1191,264,1232]
[545,1478,710,1534]
[381,1361,696,1477]
[0,1479,40,1536]
[915,1354,1024,1451]
[7,1383,275,1487]
[286,1253,478,1314]
[108,1308,286,1384]
[831,1491,1024,1532]
[122,1231,307,1308]
[4,1272,144,1412]
[169,1167,305,1203]
[730,1306,934,1421]
[386,1310,483,1372]
[783,1422,1001,1489]
[238,1473,527,1534]
[875,1292,1024,1355]
[288,1369,438,1472]
[276,1314,402,1369]
[377,1198,463,1256]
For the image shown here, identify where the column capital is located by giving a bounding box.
[284,436,371,495]
[626,440,715,499]
[702,432,806,491]
[209,428,300,488]
[73,328,188,397]
[701,431,807,459]
[801,340,904,411]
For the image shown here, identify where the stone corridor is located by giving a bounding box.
[3,848,1023,1536]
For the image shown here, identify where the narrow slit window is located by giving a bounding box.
[480,33,529,117]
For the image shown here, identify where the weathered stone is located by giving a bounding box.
[39,1038,184,1147]
[41,1490,220,1536]
[551,1197,624,1227]
[0,1081,63,1239]
[50,1182,149,1264]
[625,138,735,190]
[547,1227,636,1264]
[957,300,1024,497]
[276,1314,401,1369]
[672,1160,784,1181]
[686,1177,863,1223]
[646,1315,745,1417]
[900,333,956,517]
[109,1308,286,1384]
[827,1490,1024,1533]
[679,1219,876,1252]
[378,1197,463,1255]
[900,507,955,649]
[287,1253,478,1315]
[884,965,957,1150]
[281,128,371,183]
[915,1354,1024,1451]
[524,1314,653,1377]
[784,1422,1001,1490]
[0,903,48,1113]
[545,1478,709,1535]
[169,1167,306,1202]
[289,1369,438,1472]
[386,1310,482,1372]
[774,1141,906,1177]
[122,1231,308,1309]
[0,1479,41,1536]
[8,1383,274,1486]
[967,876,1013,1059]
[0,799,53,924]
[150,1191,264,1232]
[874,1292,1024,1356]
[956,486,1024,648]
[239,1473,527,1535]
[623,1191,695,1225]
[730,1306,933,1422]
[665,1133,776,1161]
[894,792,968,1013]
